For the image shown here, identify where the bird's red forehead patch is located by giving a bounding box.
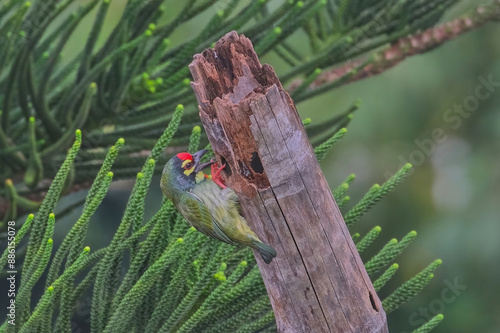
[176,152,193,161]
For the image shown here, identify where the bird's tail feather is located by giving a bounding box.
[254,241,277,264]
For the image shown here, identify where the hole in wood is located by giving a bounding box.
[250,151,264,174]
[369,292,379,312]
[220,156,231,176]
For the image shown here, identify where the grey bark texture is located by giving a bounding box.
[189,31,389,333]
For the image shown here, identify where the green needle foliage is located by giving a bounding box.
[314,127,347,162]
[344,162,413,227]
[373,263,399,292]
[365,230,418,277]
[412,314,445,333]
[2,0,497,221]
[1,116,444,332]
[383,259,443,314]
[355,225,382,254]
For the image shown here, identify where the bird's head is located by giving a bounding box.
[161,149,215,196]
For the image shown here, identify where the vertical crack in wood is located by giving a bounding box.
[256,189,314,332]
[251,88,353,332]
[270,188,333,332]
[251,112,333,332]
[262,86,384,330]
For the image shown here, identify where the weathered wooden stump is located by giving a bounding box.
[189,31,388,333]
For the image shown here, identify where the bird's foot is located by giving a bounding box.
[211,160,226,189]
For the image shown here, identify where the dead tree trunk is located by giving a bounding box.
[189,31,388,333]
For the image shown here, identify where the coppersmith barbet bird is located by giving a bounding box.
[161,149,277,264]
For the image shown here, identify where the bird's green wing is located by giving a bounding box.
[179,192,234,245]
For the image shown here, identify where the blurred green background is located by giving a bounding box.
[53,1,500,332]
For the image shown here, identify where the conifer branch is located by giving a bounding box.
[289,1,500,96]
[412,314,445,333]
[373,263,399,292]
[382,259,443,314]
[356,226,382,254]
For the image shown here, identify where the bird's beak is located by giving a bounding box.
[193,149,215,173]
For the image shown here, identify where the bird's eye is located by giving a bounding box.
[185,162,193,169]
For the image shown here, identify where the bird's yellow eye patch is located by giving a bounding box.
[182,159,195,175]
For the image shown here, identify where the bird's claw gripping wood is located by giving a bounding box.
[210,159,226,189]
